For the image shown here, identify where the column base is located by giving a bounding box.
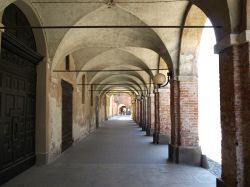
[158,134,170,144]
[36,152,49,165]
[141,124,146,131]
[138,122,142,128]
[168,144,202,166]
[150,128,154,136]
[216,178,229,187]
[153,133,159,144]
[146,125,151,136]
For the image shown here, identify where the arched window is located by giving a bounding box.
[2,4,36,51]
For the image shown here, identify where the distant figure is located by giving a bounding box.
[123,108,126,115]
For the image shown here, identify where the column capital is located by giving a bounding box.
[172,75,198,82]
[214,30,250,54]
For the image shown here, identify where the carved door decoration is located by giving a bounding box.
[61,80,73,152]
[0,4,42,184]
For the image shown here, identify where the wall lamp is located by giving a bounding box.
[153,71,172,88]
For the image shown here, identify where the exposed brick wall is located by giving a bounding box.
[151,94,155,130]
[159,88,171,138]
[136,100,140,123]
[219,46,238,187]
[142,98,147,126]
[220,43,250,187]
[170,78,199,147]
[146,96,151,127]
[170,80,180,145]
[236,43,250,187]
[179,80,199,146]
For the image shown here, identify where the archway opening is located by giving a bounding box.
[0,3,42,184]
[106,93,132,118]
[198,18,221,173]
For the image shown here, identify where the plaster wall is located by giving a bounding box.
[47,55,100,162]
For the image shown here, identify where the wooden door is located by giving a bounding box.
[96,96,99,128]
[0,4,42,184]
[61,80,73,152]
[0,34,41,184]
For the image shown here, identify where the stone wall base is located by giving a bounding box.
[141,123,146,131]
[146,125,151,136]
[36,153,49,165]
[159,134,170,144]
[216,178,229,187]
[168,144,202,166]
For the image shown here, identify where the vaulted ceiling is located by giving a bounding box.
[0,0,235,96]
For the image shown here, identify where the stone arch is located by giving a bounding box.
[187,0,231,40]
[0,0,48,56]
[178,4,207,77]
[0,2,48,184]
[52,5,173,71]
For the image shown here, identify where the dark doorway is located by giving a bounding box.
[96,96,99,128]
[0,4,42,185]
[61,80,73,152]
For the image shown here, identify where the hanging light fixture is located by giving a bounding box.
[153,72,172,87]
[153,73,166,86]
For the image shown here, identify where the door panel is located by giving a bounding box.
[61,80,73,152]
[0,34,41,184]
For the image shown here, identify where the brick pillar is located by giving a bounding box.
[132,100,136,121]
[137,99,141,125]
[153,90,160,143]
[146,95,151,136]
[158,87,171,144]
[141,97,147,131]
[137,99,142,127]
[140,99,143,127]
[135,99,140,124]
[217,43,250,187]
[168,76,202,166]
[150,93,155,136]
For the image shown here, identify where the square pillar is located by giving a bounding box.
[149,93,155,136]
[141,97,147,131]
[146,95,151,136]
[168,76,202,166]
[217,43,250,187]
[136,99,140,125]
[158,87,171,144]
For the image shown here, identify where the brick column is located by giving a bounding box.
[136,99,140,125]
[158,87,171,144]
[141,97,147,131]
[150,93,155,136]
[140,99,143,127]
[153,90,160,143]
[168,76,202,166]
[132,100,136,121]
[146,95,151,136]
[217,43,250,187]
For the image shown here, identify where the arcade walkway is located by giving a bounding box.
[3,116,216,187]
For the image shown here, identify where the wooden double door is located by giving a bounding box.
[0,34,41,184]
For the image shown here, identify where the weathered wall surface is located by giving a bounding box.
[159,88,171,138]
[150,93,155,131]
[47,55,103,162]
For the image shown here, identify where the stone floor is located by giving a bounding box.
[3,116,216,187]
